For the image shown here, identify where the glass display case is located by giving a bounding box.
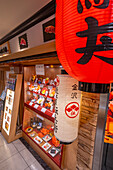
[23,65,63,168]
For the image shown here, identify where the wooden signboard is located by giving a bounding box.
[2,74,23,143]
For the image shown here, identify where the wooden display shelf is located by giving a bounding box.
[23,131,61,170]
[23,128,62,168]
[27,90,56,101]
[24,102,54,123]
[27,82,56,88]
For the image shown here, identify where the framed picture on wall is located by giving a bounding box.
[18,33,28,49]
[42,18,55,42]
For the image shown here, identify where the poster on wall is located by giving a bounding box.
[2,89,15,135]
[104,90,113,144]
[0,41,11,56]
[18,33,28,49]
[36,64,45,75]
[42,18,55,42]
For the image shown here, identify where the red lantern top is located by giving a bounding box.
[56,0,113,83]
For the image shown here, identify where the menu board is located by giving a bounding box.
[2,89,15,135]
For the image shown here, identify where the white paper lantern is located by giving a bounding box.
[54,75,81,144]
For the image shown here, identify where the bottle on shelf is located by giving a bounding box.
[32,117,37,128]
[30,117,33,127]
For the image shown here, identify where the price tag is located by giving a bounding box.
[41,108,46,113]
[40,84,44,88]
[48,86,53,90]
[41,102,43,107]
[34,83,38,86]
[50,80,54,85]
[31,99,36,102]
[47,97,52,102]
[27,82,30,85]
[42,79,45,84]
[27,91,31,95]
[34,104,39,109]
[50,105,53,111]
[52,113,55,118]
[33,93,37,97]
[38,89,41,93]
[54,93,56,99]
[36,114,44,120]
[45,91,48,96]
[29,102,33,106]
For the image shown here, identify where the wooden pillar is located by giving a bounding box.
[76,92,100,170]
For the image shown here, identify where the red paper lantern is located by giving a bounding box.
[56,0,113,84]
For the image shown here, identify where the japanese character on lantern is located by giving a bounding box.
[77,0,110,14]
[76,0,113,65]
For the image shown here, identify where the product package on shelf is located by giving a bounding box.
[23,68,64,168]
[24,117,62,164]
[25,77,56,120]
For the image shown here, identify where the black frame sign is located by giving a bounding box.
[18,33,28,49]
[42,18,55,42]
[0,41,11,56]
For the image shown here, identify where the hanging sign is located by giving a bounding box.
[56,0,113,84]
[54,75,81,144]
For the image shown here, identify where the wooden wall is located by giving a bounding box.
[76,92,100,170]
[61,92,100,170]
[24,65,62,82]
[0,66,10,95]
[0,70,5,95]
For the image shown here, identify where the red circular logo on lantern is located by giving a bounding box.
[56,76,60,86]
[65,102,79,118]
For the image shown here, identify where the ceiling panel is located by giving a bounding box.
[0,0,52,39]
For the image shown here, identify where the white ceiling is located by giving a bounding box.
[0,0,52,39]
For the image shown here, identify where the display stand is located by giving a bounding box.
[2,74,23,143]
[22,65,64,169]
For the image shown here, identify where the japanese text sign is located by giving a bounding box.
[56,0,113,83]
[54,75,81,143]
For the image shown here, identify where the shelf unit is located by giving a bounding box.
[24,102,54,122]
[23,65,63,169]
[23,102,63,168]
[23,126,63,167]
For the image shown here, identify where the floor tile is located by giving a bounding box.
[30,161,44,170]
[0,153,28,170]
[25,167,31,170]
[20,148,36,166]
[13,139,26,152]
[0,133,7,144]
[0,142,18,163]
[0,135,6,147]
[20,138,51,169]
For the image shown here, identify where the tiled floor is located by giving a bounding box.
[0,132,50,170]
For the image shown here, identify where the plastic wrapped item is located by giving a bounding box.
[49,88,56,97]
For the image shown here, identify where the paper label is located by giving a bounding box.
[29,102,33,106]
[34,104,39,109]
[34,83,38,86]
[36,64,45,75]
[41,108,46,113]
[27,82,30,85]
